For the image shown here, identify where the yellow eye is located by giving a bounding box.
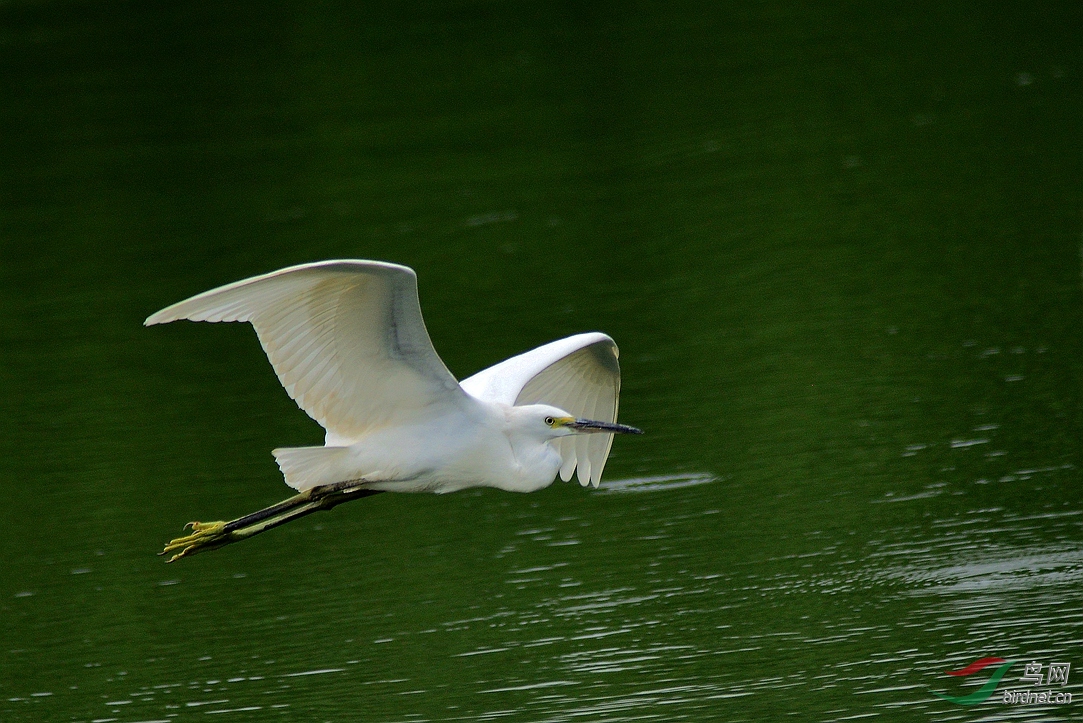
[544,416,555,426]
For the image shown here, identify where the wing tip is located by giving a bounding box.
[144,304,200,327]
[590,465,604,488]
[144,310,169,327]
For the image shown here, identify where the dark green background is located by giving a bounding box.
[2,1,1081,720]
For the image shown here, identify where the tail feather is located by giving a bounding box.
[272,446,354,491]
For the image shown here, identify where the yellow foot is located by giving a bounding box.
[160,520,229,563]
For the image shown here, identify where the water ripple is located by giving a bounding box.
[597,473,716,494]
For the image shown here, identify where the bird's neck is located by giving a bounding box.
[499,408,563,492]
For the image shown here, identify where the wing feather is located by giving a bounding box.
[145,260,465,441]
[460,333,622,487]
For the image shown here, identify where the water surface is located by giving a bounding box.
[2,1,1082,721]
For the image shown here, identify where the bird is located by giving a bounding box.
[146,260,641,562]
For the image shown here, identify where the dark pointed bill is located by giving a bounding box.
[569,418,643,435]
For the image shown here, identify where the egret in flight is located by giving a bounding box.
[147,260,641,562]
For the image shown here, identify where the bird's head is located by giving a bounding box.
[517,404,643,440]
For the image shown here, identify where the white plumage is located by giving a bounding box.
[146,260,637,496]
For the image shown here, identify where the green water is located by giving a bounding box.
[2,1,1082,721]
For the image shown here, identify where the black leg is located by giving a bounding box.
[160,482,384,562]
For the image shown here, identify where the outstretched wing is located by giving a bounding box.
[145,260,465,442]
[460,333,621,487]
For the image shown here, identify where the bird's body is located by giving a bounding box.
[276,401,569,495]
[147,260,640,560]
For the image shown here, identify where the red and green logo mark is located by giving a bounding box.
[934,657,1016,705]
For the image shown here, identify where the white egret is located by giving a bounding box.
[147,260,641,561]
